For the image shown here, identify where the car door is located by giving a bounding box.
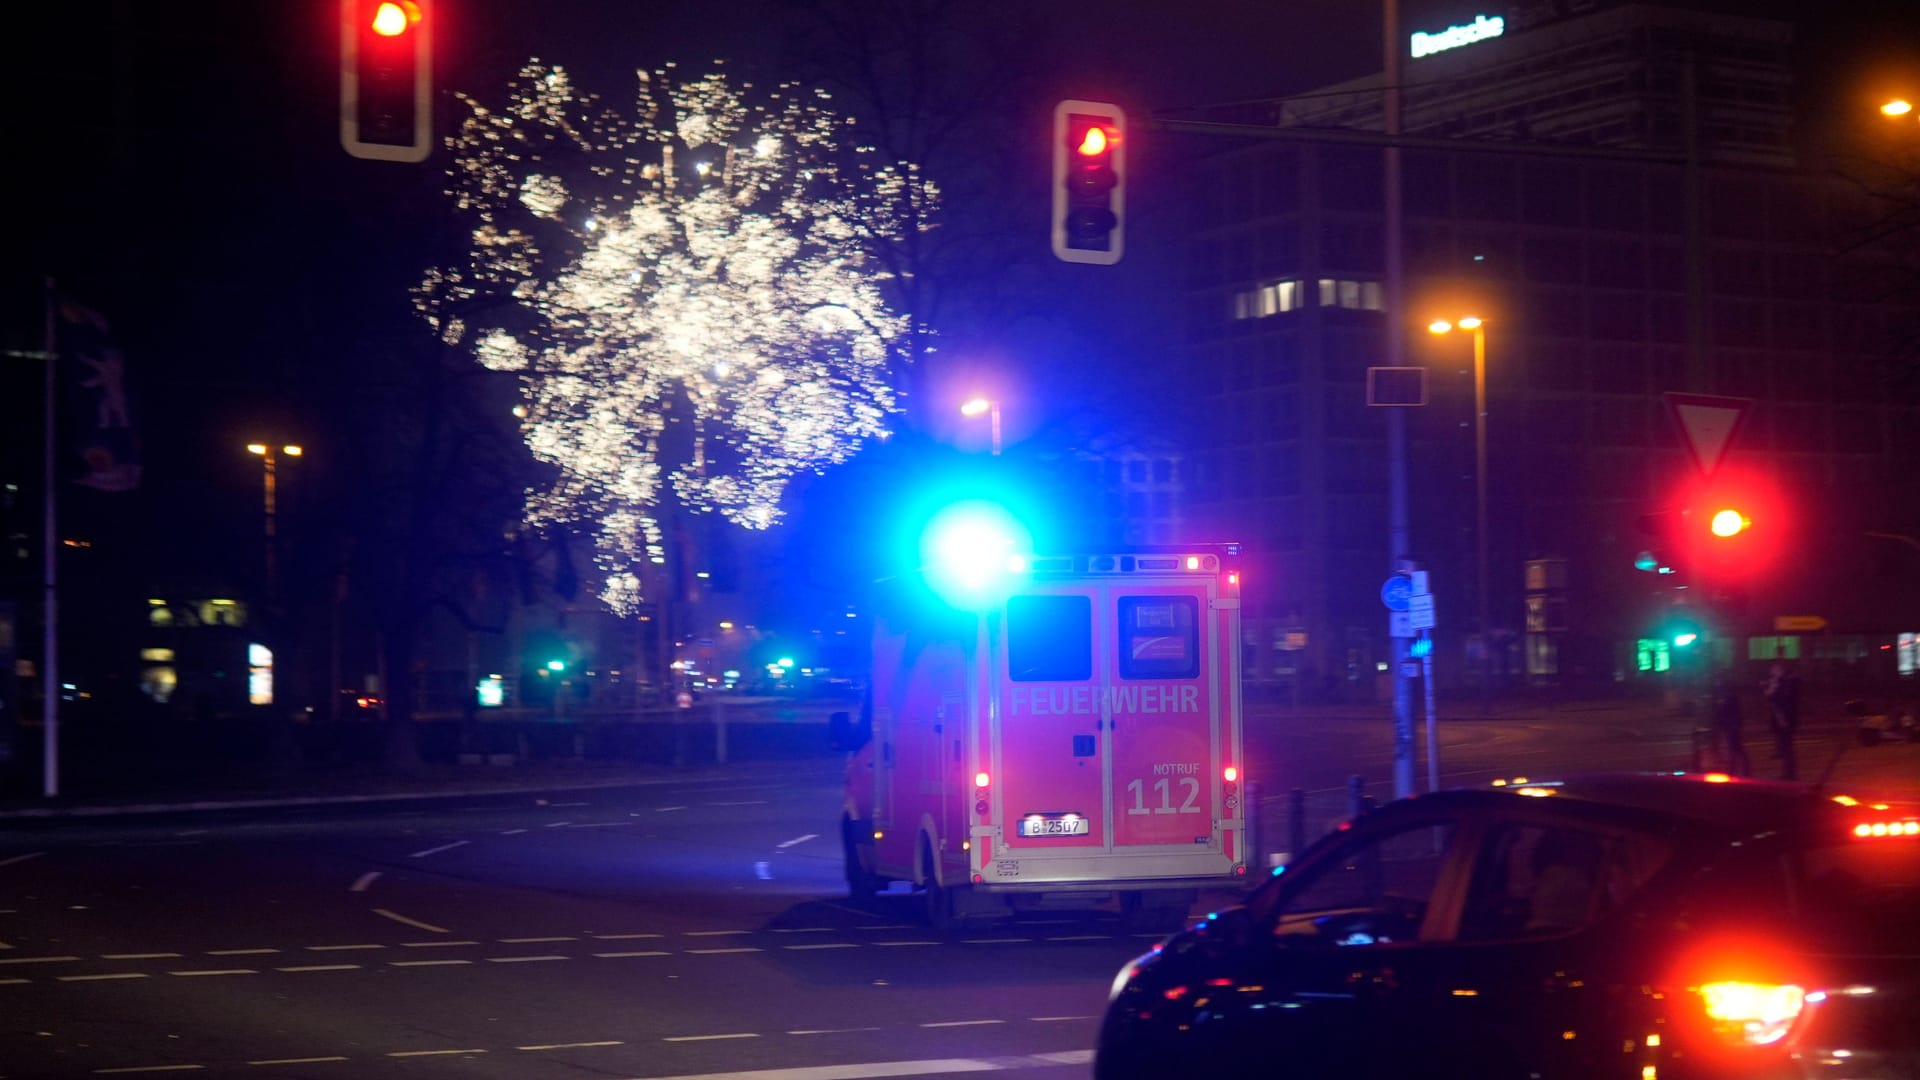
[1216,809,1470,1077]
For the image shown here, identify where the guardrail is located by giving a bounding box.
[396,698,847,767]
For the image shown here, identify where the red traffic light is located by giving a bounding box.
[370,1,420,36]
[1708,508,1750,538]
[1051,100,1125,266]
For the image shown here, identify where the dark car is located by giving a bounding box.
[1096,773,1920,1080]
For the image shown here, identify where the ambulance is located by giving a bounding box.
[833,511,1247,928]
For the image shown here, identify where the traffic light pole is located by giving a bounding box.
[1383,0,1416,800]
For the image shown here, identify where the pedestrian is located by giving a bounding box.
[1762,660,1802,780]
[1710,671,1753,777]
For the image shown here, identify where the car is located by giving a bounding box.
[1095,772,1920,1080]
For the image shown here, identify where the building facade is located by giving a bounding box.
[1178,2,1920,696]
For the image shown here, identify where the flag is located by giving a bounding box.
[55,296,141,492]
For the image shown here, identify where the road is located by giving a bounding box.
[1,703,1912,1079]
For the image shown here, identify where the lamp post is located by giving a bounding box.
[247,442,303,603]
[960,396,1001,456]
[1881,98,1914,119]
[1428,317,1489,701]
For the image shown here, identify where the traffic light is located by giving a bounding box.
[340,0,432,162]
[1051,100,1125,265]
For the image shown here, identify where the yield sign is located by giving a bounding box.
[1663,392,1752,478]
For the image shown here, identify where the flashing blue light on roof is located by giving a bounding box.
[919,499,1033,611]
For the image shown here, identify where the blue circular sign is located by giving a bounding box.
[1380,574,1413,611]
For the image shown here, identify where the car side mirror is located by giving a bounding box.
[829,710,869,752]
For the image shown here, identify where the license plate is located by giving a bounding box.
[1017,814,1090,837]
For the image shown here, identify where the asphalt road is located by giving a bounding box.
[1,704,1914,1079]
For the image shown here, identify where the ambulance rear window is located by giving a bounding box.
[1118,596,1198,679]
[1007,595,1093,681]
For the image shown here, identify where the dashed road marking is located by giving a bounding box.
[1044,935,1113,942]
[788,1026,884,1036]
[401,940,478,948]
[515,1040,623,1051]
[1029,1016,1093,1022]
[307,944,385,952]
[686,947,761,955]
[591,932,664,940]
[486,955,567,963]
[664,1032,759,1043]
[920,1019,1005,1028]
[872,941,940,947]
[501,828,530,835]
[686,930,750,937]
[594,950,670,958]
[93,1066,204,1074]
[247,1057,350,1066]
[776,834,819,848]
[349,872,382,892]
[208,948,280,956]
[0,955,77,964]
[276,965,360,973]
[706,801,767,807]
[0,852,45,867]
[103,953,180,960]
[408,840,470,859]
[783,943,858,951]
[169,969,257,977]
[391,959,473,968]
[387,1049,485,1058]
[656,806,688,812]
[374,909,448,934]
[59,972,149,982]
[960,938,1032,945]
[499,936,576,943]
[544,822,572,829]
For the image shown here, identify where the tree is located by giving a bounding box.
[416,61,935,622]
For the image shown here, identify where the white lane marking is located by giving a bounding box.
[776,834,819,849]
[664,1033,760,1043]
[960,938,1031,945]
[544,822,572,829]
[594,950,671,958]
[769,928,832,934]
[307,944,385,952]
[619,1051,1093,1078]
[59,972,149,982]
[919,1020,1005,1029]
[93,1066,204,1074]
[247,1057,351,1065]
[656,806,687,812]
[0,852,45,867]
[208,948,279,956]
[515,1040,624,1051]
[175,829,210,837]
[685,930,750,937]
[408,840,470,859]
[706,801,767,807]
[1043,935,1112,942]
[788,1027,884,1036]
[349,872,382,892]
[486,955,567,963]
[872,941,940,947]
[783,943,859,951]
[501,828,530,835]
[686,947,761,955]
[498,936,576,943]
[169,969,257,977]
[851,925,915,931]
[568,822,629,828]
[276,965,360,973]
[401,940,479,948]
[0,955,78,964]
[545,802,589,808]
[374,909,449,934]
[0,976,32,984]
[1028,1016,1094,1022]
[590,933,664,940]
[391,959,472,967]
[103,953,180,960]
[387,1049,486,1058]
[0,939,11,950]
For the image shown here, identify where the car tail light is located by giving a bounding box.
[1695,980,1807,1046]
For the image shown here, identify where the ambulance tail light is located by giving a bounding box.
[1223,765,1240,812]
[975,771,991,816]
[975,771,991,789]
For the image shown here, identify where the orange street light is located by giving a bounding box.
[1882,98,1914,118]
[961,397,1001,456]
[1429,315,1491,702]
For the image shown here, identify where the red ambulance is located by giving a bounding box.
[833,544,1248,928]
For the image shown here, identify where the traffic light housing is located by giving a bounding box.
[340,0,432,162]
[1051,100,1125,265]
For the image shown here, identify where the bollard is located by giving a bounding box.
[1288,787,1306,863]
[1347,774,1365,821]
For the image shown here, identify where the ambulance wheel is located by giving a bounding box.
[920,837,959,931]
[842,817,879,901]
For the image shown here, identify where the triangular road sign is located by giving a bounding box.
[1663,392,1752,478]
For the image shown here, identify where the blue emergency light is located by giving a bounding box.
[918,499,1033,611]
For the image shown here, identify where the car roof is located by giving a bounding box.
[1395,772,1849,832]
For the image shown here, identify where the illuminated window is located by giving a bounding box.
[139,648,175,663]
[248,643,274,706]
[149,607,174,627]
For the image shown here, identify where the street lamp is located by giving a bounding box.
[1881,98,1914,119]
[1428,316,1490,699]
[960,396,1001,456]
[247,442,303,602]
